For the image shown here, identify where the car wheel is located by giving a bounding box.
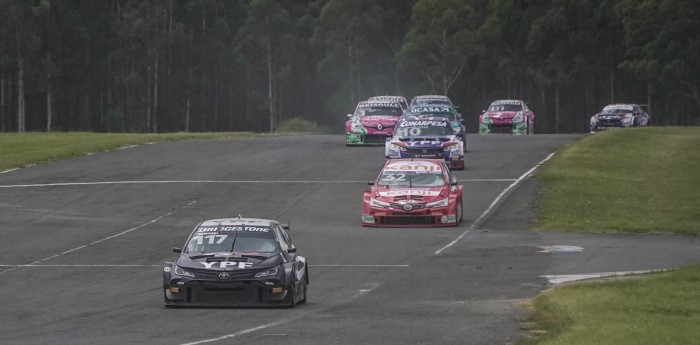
[457,199,463,224]
[300,282,308,305]
[286,284,297,308]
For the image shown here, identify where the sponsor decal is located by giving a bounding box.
[411,107,451,113]
[385,161,443,172]
[492,100,521,105]
[446,215,456,223]
[201,261,255,269]
[196,226,270,233]
[440,216,448,223]
[362,215,375,224]
[163,267,171,272]
[378,190,441,197]
[399,120,448,127]
[603,104,634,111]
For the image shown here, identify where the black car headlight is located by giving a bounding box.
[174,266,195,278]
[254,267,279,278]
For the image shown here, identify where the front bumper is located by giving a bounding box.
[479,121,527,134]
[164,278,290,307]
[346,132,391,145]
[388,149,464,169]
[362,207,458,227]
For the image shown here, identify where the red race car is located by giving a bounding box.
[362,159,463,227]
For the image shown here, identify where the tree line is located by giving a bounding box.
[1,0,698,134]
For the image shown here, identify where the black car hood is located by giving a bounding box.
[176,252,283,270]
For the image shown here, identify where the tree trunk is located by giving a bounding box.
[17,45,25,133]
[347,40,354,106]
[609,68,615,103]
[46,52,52,132]
[1,71,6,131]
[153,52,159,133]
[555,81,560,134]
[267,40,274,133]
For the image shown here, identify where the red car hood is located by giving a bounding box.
[372,186,446,203]
[484,111,518,119]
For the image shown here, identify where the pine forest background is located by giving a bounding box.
[1,0,698,134]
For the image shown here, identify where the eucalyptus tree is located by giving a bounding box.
[618,0,700,124]
[315,0,383,111]
[398,0,480,95]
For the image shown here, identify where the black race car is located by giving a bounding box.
[163,217,308,307]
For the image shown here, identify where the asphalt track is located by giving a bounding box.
[1,134,699,345]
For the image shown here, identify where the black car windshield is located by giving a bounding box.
[601,107,633,114]
[378,171,445,187]
[357,106,403,116]
[186,227,278,253]
[489,104,522,112]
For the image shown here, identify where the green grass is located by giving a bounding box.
[0,132,258,170]
[521,265,700,345]
[535,127,700,234]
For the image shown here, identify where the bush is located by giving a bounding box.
[275,117,332,134]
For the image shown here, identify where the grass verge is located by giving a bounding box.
[535,127,700,234]
[520,265,700,345]
[0,132,258,171]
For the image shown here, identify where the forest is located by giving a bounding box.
[1,0,698,134]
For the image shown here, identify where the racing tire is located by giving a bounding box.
[457,199,463,224]
[299,268,309,304]
[285,284,297,308]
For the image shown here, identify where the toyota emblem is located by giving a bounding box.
[377,124,383,130]
[218,272,230,280]
[403,204,413,211]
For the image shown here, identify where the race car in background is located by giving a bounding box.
[590,104,650,132]
[346,100,404,145]
[410,94,455,107]
[362,158,463,227]
[163,217,308,307]
[478,99,535,135]
[405,104,467,150]
[368,95,408,111]
[385,116,465,170]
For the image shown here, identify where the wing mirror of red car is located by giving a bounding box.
[368,181,374,186]
[481,110,486,113]
[450,181,458,186]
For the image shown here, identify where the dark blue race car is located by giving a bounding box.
[163,217,308,307]
[385,116,465,170]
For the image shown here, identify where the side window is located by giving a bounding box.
[274,225,290,252]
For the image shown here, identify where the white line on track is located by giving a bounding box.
[434,152,556,255]
[0,264,409,268]
[0,179,514,188]
[0,168,19,174]
[178,284,380,345]
[0,204,189,275]
[543,269,672,284]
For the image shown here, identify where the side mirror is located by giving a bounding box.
[173,247,182,253]
[450,181,458,186]
[454,105,460,109]
[481,110,486,113]
[368,181,374,186]
[288,247,297,253]
[347,114,353,118]
[282,223,290,231]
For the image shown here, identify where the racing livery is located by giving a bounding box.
[385,116,465,170]
[368,95,408,111]
[590,104,650,132]
[346,100,404,145]
[163,217,308,307]
[479,99,535,135]
[362,159,463,227]
[405,105,467,151]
